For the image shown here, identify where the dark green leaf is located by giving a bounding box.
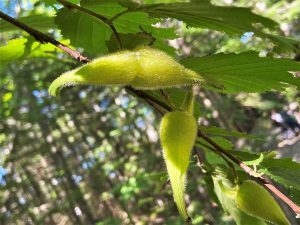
[290,188,300,206]
[183,52,300,93]
[255,29,300,52]
[139,1,276,35]
[211,136,234,150]
[106,33,155,52]
[82,0,176,51]
[55,0,175,54]
[199,125,260,139]
[54,8,111,54]
[137,1,298,51]
[261,157,300,191]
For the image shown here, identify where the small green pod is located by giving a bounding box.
[159,111,197,221]
[49,47,203,96]
[49,50,138,96]
[130,47,201,89]
[236,180,290,225]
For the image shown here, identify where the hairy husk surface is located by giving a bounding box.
[236,180,290,225]
[48,47,203,96]
[160,111,197,221]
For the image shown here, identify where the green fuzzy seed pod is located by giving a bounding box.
[236,180,290,225]
[130,47,200,89]
[48,47,203,96]
[49,50,138,96]
[160,111,197,221]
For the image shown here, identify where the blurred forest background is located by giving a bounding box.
[1,0,300,224]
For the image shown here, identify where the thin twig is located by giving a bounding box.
[0,10,89,62]
[196,141,238,183]
[159,90,177,109]
[127,87,172,112]
[193,147,210,175]
[56,0,109,22]
[109,24,122,50]
[127,88,166,115]
[1,9,300,216]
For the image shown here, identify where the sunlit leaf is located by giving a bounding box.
[183,52,300,93]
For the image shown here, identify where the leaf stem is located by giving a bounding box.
[181,87,194,115]
[55,0,122,49]
[196,141,238,183]
[109,9,131,22]
[159,90,178,110]
[56,0,109,23]
[126,87,172,112]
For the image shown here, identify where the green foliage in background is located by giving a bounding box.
[1,0,300,224]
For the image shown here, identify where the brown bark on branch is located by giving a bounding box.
[0,11,89,63]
